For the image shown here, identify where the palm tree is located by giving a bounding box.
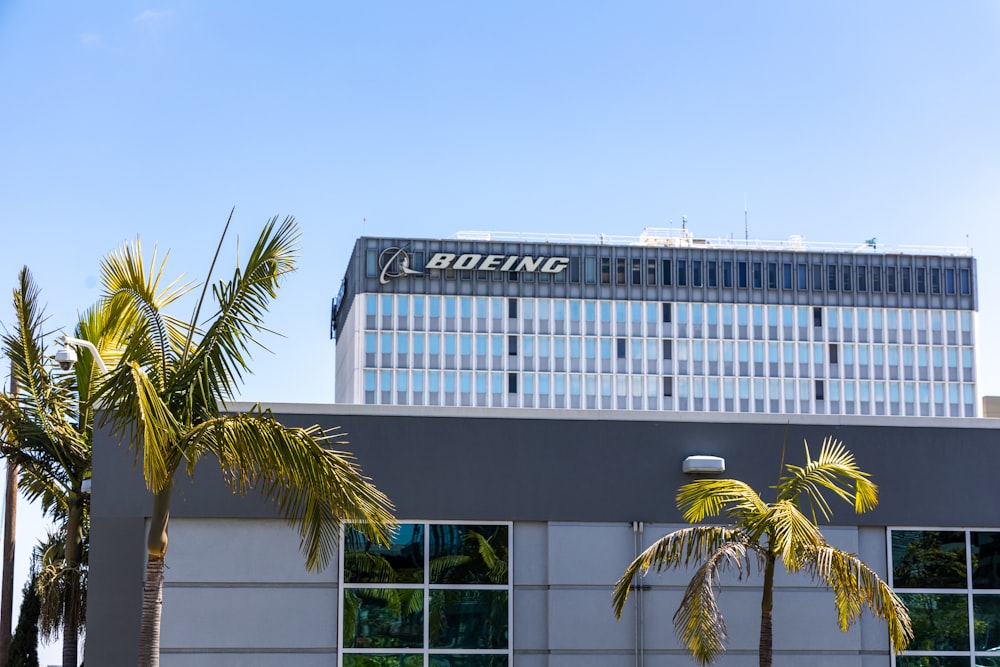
[0,268,101,667]
[92,214,396,667]
[612,437,912,667]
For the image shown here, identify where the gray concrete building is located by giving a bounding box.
[87,405,1000,666]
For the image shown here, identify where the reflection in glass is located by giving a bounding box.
[343,655,423,667]
[901,593,970,651]
[893,531,967,588]
[973,533,1000,590]
[973,658,1000,667]
[342,589,424,649]
[346,524,425,584]
[896,657,970,667]
[975,594,1000,651]
[429,656,509,667]
[429,525,508,585]
[430,590,508,649]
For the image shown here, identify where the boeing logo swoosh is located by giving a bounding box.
[378,247,423,285]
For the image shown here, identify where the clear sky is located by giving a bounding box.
[2,1,1000,662]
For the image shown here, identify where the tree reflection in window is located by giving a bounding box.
[343,523,510,666]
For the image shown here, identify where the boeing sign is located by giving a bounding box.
[379,247,569,285]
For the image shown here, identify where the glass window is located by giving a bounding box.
[585,256,597,284]
[782,263,792,289]
[723,261,733,288]
[960,269,971,295]
[891,529,1000,663]
[752,262,763,289]
[797,263,807,289]
[767,262,777,289]
[677,260,687,286]
[662,259,672,286]
[647,258,657,286]
[827,264,838,291]
[707,261,718,287]
[601,258,611,284]
[857,265,867,291]
[616,258,626,285]
[342,523,510,661]
[692,260,703,287]
[738,261,748,289]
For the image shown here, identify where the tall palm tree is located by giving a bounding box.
[612,437,912,667]
[92,214,396,667]
[0,268,100,667]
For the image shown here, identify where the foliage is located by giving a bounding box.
[613,437,912,667]
[6,572,41,667]
[87,214,395,665]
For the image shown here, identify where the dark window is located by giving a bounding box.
[692,261,703,287]
[738,261,748,288]
[842,266,852,292]
[887,266,897,292]
[647,259,657,286]
[663,340,673,359]
[827,265,838,291]
[600,258,611,284]
[901,267,911,293]
[662,259,672,286]
[508,335,517,356]
[815,380,824,401]
[570,257,581,283]
[662,303,672,323]
[508,298,517,318]
[872,266,882,292]
[663,376,673,397]
[767,262,777,289]
[752,262,763,289]
[677,260,687,286]
[945,268,956,295]
[782,263,792,289]
[960,268,971,295]
[916,268,926,293]
[508,372,517,393]
[930,268,940,293]
[813,307,822,327]
[829,343,839,364]
[812,264,823,290]
[631,258,641,285]
[857,266,867,291]
[616,338,626,359]
[723,261,733,288]
[707,261,718,287]
[797,263,807,289]
[616,258,626,285]
[508,271,518,282]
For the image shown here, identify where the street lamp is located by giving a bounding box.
[56,335,108,374]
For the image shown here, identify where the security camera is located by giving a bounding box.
[55,345,78,371]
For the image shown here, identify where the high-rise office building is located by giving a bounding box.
[332,229,977,416]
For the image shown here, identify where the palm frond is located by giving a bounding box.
[181,408,395,571]
[778,438,879,521]
[800,544,912,652]
[100,238,192,389]
[758,499,824,570]
[613,525,751,618]
[97,361,181,492]
[677,479,768,524]
[172,217,299,409]
[673,540,767,665]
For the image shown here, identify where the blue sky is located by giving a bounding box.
[2,1,1000,661]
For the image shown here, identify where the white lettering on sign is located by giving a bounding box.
[377,248,571,284]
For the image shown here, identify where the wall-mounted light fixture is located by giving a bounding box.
[682,455,726,474]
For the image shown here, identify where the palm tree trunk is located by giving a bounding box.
[759,553,776,667]
[62,491,84,667]
[138,484,172,667]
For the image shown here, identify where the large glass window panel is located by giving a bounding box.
[429,656,509,667]
[973,532,1000,590]
[901,593,970,651]
[429,524,509,585]
[343,589,425,649]
[895,657,969,667]
[892,530,967,588]
[976,595,1000,651]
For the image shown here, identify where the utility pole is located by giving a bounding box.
[0,368,18,666]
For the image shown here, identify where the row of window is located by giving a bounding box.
[360,370,976,416]
[890,530,1000,666]
[364,333,975,381]
[364,295,975,338]
[365,248,974,297]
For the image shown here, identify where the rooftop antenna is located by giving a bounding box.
[744,194,749,243]
[682,215,687,231]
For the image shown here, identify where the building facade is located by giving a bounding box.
[87,405,1000,666]
[332,230,978,416]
